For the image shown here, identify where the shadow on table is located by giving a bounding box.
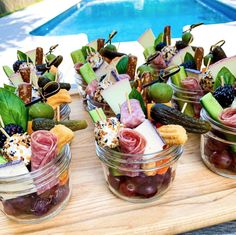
[0,13,42,52]
[180,221,236,235]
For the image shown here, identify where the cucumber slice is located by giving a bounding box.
[70,49,86,64]
[0,156,7,165]
[3,65,14,78]
[143,46,155,59]
[89,108,106,123]
[109,167,123,177]
[79,63,97,84]
[200,92,223,121]
[170,66,186,87]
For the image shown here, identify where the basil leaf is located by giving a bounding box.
[154,32,164,47]
[214,66,236,89]
[184,52,195,63]
[116,56,128,74]
[129,88,146,114]
[0,88,27,131]
[3,84,16,93]
[17,50,32,63]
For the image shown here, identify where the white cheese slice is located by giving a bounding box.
[101,78,131,114]
[135,119,165,157]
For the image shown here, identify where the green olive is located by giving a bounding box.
[182,32,193,44]
[203,53,214,66]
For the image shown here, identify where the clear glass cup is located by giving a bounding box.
[0,144,72,223]
[169,80,204,118]
[96,143,183,202]
[200,109,236,178]
[59,104,71,121]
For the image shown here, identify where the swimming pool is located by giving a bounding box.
[31,0,236,42]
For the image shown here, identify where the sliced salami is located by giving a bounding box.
[31,130,58,171]
[118,128,146,154]
[120,99,145,128]
[219,108,236,128]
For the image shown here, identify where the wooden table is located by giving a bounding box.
[1,94,236,235]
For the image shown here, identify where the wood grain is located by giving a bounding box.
[1,94,236,235]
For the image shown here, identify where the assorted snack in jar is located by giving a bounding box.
[200,78,236,177]
[88,66,211,201]
[71,31,139,116]
[0,68,88,222]
[2,46,72,120]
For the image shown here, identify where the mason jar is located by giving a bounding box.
[96,142,183,202]
[59,104,71,121]
[0,144,72,223]
[200,109,236,178]
[86,95,115,117]
[169,80,204,118]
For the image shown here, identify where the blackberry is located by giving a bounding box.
[175,40,188,51]
[0,124,24,148]
[180,61,196,69]
[213,85,235,108]
[13,60,26,72]
[155,42,166,52]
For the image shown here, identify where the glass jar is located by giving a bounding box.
[0,144,71,223]
[96,143,183,202]
[169,80,204,118]
[59,104,71,121]
[86,95,115,117]
[200,109,236,178]
[74,73,87,108]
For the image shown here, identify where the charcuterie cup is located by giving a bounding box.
[96,143,183,202]
[200,109,236,178]
[0,144,71,223]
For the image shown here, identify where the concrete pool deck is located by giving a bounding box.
[1,0,236,86]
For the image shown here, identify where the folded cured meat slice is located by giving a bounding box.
[31,130,58,171]
[120,99,145,128]
[118,128,147,177]
[219,108,236,128]
[118,128,147,155]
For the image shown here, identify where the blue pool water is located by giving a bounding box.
[31,0,236,42]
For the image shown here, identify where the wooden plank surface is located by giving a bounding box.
[1,94,236,235]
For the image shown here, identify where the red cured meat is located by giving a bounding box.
[181,77,202,91]
[151,54,167,69]
[85,79,98,96]
[31,131,58,171]
[119,128,147,154]
[219,108,236,128]
[120,99,145,128]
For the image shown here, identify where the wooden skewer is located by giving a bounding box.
[206,57,212,71]
[86,48,90,56]
[55,71,58,82]
[181,102,188,113]
[166,35,169,46]
[57,106,60,122]
[0,115,5,128]
[0,127,10,139]
[220,75,225,87]
[126,93,132,115]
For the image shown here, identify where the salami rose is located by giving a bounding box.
[31,130,58,171]
[118,128,147,154]
[219,108,236,128]
[151,54,167,69]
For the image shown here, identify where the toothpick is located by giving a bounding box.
[0,115,5,128]
[57,106,60,122]
[220,75,225,87]
[181,102,188,113]
[95,108,105,121]
[134,70,140,81]
[206,57,211,71]
[126,93,132,114]
[86,48,90,56]
[0,127,10,139]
